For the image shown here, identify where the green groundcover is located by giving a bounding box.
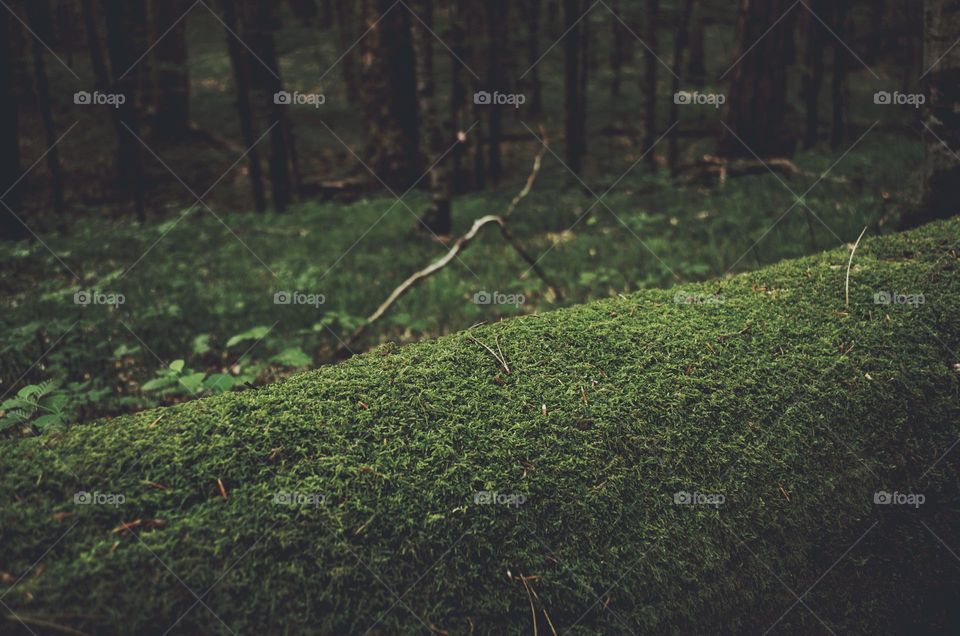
[2,219,959,635]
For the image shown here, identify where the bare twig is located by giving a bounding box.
[335,137,556,357]
[467,333,510,375]
[845,226,869,307]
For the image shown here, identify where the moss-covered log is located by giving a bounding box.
[2,219,959,635]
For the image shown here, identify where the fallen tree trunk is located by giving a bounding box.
[1,219,959,635]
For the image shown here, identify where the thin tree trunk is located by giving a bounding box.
[524,0,543,114]
[332,1,359,106]
[26,0,66,223]
[668,0,695,174]
[102,0,147,222]
[563,0,585,175]
[830,0,849,150]
[248,0,292,211]
[643,0,659,169]
[152,0,191,142]
[222,0,266,212]
[449,0,467,193]
[0,5,26,240]
[902,0,960,229]
[610,0,624,97]
[486,0,507,183]
[410,0,452,235]
[686,2,705,86]
[802,0,826,149]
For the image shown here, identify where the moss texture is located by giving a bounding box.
[2,219,959,635]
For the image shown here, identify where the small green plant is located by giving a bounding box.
[140,360,236,397]
[0,379,107,433]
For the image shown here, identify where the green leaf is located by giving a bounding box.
[226,326,271,348]
[203,374,235,393]
[141,377,176,392]
[270,347,311,368]
[192,334,212,355]
[168,360,185,373]
[33,414,64,430]
[178,372,207,393]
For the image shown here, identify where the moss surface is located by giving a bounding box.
[2,219,959,635]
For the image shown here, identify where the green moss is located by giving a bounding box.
[2,219,959,635]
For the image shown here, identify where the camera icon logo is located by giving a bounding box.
[74,491,92,504]
[74,290,92,305]
[673,491,691,505]
[473,291,492,304]
[474,91,492,105]
[874,490,892,504]
[274,91,292,105]
[874,91,892,105]
[873,291,891,305]
[74,91,92,105]
[673,91,692,105]
[274,291,292,304]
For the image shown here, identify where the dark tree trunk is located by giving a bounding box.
[523,0,543,114]
[410,0,453,235]
[449,0,467,193]
[686,2,706,86]
[485,0,507,183]
[26,0,66,223]
[247,0,294,211]
[643,0,659,168]
[719,0,796,158]
[802,0,826,149]
[332,1,359,105]
[221,0,267,212]
[668,0,695,174]
[610,0,625,97]
[902,0,960,229]
[152,0,191,142]
[102,0,147,222]
[830,0,849,150]
[358,0,420,190]
[0,5,27,240]
[563,0,585,175]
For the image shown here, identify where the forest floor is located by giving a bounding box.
[0,130,920,428]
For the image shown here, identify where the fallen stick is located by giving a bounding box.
[335,138,556,357]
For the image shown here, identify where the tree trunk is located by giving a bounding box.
[332,1,359,105]
[802,0,826,149]
[668,0,695,174]
[686,1,706,86]
[485,0,507,183]
[523,0,543,114]
[247,0,293,211]
[719,0,796,158]
[449,0,467,193]
[358,0,420,190]
[902,0,960,229]
[26,0,66,223]
[102,0,147,222]
[410,0,452,235]
[563,0,585,175]
[610,0,624,97]
[830,0,849,150]
[643,0,659,169]
[152,0,191,142]
[221,0,267,212]
[0,5,27,240]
